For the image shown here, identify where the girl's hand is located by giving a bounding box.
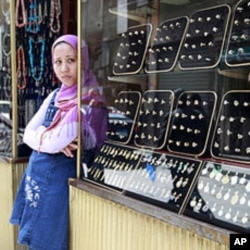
[60,140,78,157]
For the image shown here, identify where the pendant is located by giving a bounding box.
[231,191,239,205]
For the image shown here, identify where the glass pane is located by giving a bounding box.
[0,0,12,157]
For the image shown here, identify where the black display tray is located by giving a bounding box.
[107,91,141,144]
[112,24,152,75]
[226,0,250,66]
[124,151,202,213]
[134,90,174,149]
[179,4,231,70]
[211,90,250,163]
[82,142,142,189]
[184,161,250,233]
[145,16,188,73]
[167,91,217,156]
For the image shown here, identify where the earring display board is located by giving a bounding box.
[134,90,173,149]
[145,16,188,73]
[83,142,142,189]
[107,91,141,144]
[124,151,202,213]
[226,0,250,66]
[112,24,152,75]
[179,4,230,70]
[167,91,217,157]
[211,90,250,163]
[184,161,250,233]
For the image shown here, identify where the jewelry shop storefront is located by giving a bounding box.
[71,0,250,250]
[1,0,250,250]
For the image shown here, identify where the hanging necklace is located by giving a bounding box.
[50,0,61,33]
[16,46,27,90]
[28,37,45,84]
[2,33,11,57]
[26,0,40,33]
[1,0,10,24]
[15,0,27,28]
[3,73,11,99]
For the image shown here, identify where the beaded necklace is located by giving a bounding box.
[50,0,61,33]
[17,46,27,90]
[28,37,45,84]
[26,0,40,33]
[15,0,27,28]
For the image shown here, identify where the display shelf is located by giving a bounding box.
[134,90,174,149]
[167,91,217,156]
[184,160,250,233]
[179,4,231,70]
[145,16,188,73]
[107,91,141,144]
[226,0,250,66]
[124,150,202,213]
[211,90,250,163]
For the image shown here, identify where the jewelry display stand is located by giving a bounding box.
[184,161,250,233]
[124,151,201,213]
[112,24,152,75]
[211,90,250,163]
[83,142,142,189]
[179,4,230,70]
[226,0,250,66]
[167,91,217,156]
[107,91,141,144]
[78,0,250,239]
[134,90,174,149]
[145,16,188,73]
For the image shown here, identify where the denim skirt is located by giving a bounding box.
[10,151,76,250]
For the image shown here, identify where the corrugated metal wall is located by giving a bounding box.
[158,70,216,91]
[69,185,229,250]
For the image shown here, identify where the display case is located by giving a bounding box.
[0,0,65,160]
[79,0,250,236]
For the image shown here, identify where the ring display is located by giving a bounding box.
[167,91,217,156]
[134,90,173,149]
[211,90,250,163]
[179,4,230,70]
[226,0,250,66]
[145,16,188,73]
[112,24,152,75]
[107,91,141,144]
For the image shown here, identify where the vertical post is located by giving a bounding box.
[76,0,82,179]
[9,0,17,158]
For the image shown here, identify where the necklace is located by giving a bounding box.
[15,0,27,28]
[50,0,61,33]
[3,73,11,99]
[28,37,45,83]
[2,33,11,57]
[16,46,27,90]
[1,0,10,24]
[26,0,40,33]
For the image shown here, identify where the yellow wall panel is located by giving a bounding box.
[69,185,229,250]
[0,161,28,250]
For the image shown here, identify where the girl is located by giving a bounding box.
[10,34,107,250]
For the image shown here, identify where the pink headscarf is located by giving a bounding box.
[43,34,103,133]
[38,34,107,152]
